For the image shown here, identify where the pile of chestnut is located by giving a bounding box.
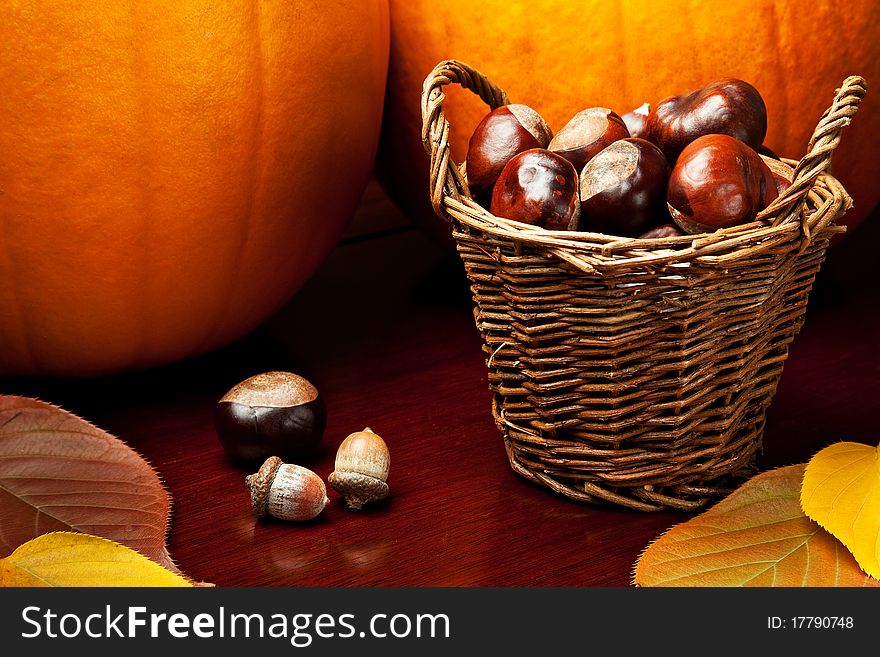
[466,78,791,238]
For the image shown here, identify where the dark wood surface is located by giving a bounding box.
[2,182,878,587]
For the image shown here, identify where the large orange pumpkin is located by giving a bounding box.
[0,1,389,377]
[377,0,877,246]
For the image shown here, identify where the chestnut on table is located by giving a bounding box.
[214,371,327,464]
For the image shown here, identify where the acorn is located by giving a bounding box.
[328,428,390,510]
[245,456,328,521]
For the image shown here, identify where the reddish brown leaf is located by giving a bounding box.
[0,395,182,576]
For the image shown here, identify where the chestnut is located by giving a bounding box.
[490,148,580,230]
[761,154,794,195]
[646,78,767,161]
[621,103,651,140]
[578,138,670,237]
[465,104,553,202]
[639,223,684,239]
[667,134,779,234]
[548,107,629,172]
[215,371,327,464]
[758,144,781,160]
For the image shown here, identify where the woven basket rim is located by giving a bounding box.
[421,59,866,271]
[441,172,849,271]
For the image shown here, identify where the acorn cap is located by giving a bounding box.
[328,471,390,511]
[245,456,283,517]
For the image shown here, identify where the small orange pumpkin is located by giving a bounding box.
[0,1,389,377]
[378,0,877,245]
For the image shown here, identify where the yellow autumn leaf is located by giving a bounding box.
[634,465,880,587]
[801,440,880,579]
[0,532,192,587]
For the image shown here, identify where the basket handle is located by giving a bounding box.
[421,60,508,217]
[756,75,866,236]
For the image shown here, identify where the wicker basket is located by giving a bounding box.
[420,59,866,511]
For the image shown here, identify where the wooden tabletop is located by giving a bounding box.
[3,181,878,587]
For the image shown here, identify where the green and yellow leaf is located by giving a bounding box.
[634,465,880,587]
[0,532,192,587]
[801,440,880,579]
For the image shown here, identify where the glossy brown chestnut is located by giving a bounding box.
[667,134,779,234]
[646,78,767,161]
[758,144,781,160]
[579,138,670,237]
[490,149,580,230]
[548,107,629,172]
[761,154,794,195]
[621,103,651,140]
[215,371,327,464]
[639,223,684,239]
[465,104,553,201]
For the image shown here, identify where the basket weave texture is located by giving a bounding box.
[421,60,866,511]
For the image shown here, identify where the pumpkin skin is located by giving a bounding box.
[0,1,390,377]
[377,0,878,246]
